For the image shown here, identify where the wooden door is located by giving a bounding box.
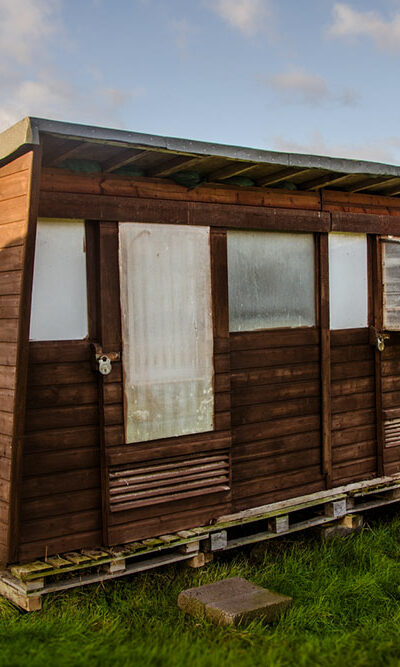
[93,221,232,546]
[228,230,326,511]
[374,236,400,477]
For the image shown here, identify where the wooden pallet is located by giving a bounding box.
[2,475,400,611]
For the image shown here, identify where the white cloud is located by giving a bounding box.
[265,66,359,107]
[210,0,273,36]
[0,0,140,131]
[328,3,400,51]
[273,130,400,164]
[0,0,59,65]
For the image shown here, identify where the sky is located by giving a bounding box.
[1,0,400,164]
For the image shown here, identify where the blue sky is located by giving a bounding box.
[1,0,400,163]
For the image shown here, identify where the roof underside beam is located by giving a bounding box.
[346,176,400,193]
[300,173,354,190]
[147,155,202,178]
[257,167,310,187]
[208,162,256,181]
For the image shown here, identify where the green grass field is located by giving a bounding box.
[2,511,400,667]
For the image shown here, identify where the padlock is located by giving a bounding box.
[98,355,112,375]
[376,335,385,352]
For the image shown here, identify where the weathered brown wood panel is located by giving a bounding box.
[331,329,378,485]
[230,328,325,511]
[19,341,102,562]
[0,151,39,564]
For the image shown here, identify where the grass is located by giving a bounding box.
[2,511,400,666]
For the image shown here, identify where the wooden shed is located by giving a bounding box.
[2,116,400,598]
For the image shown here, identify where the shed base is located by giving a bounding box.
[3,474,400,611]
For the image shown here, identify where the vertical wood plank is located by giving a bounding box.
[318,233,332,487]
[8,147,42,563]
[85,221,100,342]
[372,235,385,476]
[98,222,122,544]
[210,230,230,340]
[210,229,232,494]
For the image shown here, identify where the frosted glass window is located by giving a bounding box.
[329,233,368,330]
[227,231,315,331]
[382,238,400,330]
[30,219,88,341]
[119,222,214,443]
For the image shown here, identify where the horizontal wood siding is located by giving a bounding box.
[103,230,232,546]
[381,337,400,475]
[0,153,35,564]
[19,341,102,561]
[331,329,378,484]
[230,328,325,511]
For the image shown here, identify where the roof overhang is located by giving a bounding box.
[2,116,400,196]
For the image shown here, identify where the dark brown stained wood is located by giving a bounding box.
[318,233,331,487]
[234,448,321,481]
[20,338,101,560]
[41,167,321,210]
[331,344,372,364]
[39,191,331,233]
[230,345,319,370]
[19,529,102,563]
[233,466,324,501]
[97,221,122,545]
[333,441,376,464]
[108,502,231,546]
[210,231,230,341]
[25,405,99,431]
[331,376,374,397]
[85,221,100,341]
[28,340,91,364]
[322,189,400,216]
[21,488,101,521]
[330,328,370,346]
[332,392,376,414]
[22,467,100,499]
[27,383,98,409]
[20,509,101,543]
[28,361,97,386]
[23,425,99,453]
[232,397,320,426]
[331,359,374,380]
[23,447,98,476]
[232,480,325,513]
[372,236,385,476]
[21,489,101,522]
[231,362,321,388]
[382,391,400,408]
[107,431,232,467]
[233,430,321,461]
[0,150,41,565]
[230,328,319,350]
[331,458,377,483]
[331,212,400,234]
[233,414,320,444]
[332,408,376,431]
[231,380,320,407]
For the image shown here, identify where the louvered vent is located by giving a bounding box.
[109,453,230,512]
[384,419,400,448]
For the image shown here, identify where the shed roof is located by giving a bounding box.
[2,116,400,196]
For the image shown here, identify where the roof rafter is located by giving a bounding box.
[208,162,256,181]
[257,167,310,187]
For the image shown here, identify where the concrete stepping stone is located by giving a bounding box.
[178,576,293,626]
